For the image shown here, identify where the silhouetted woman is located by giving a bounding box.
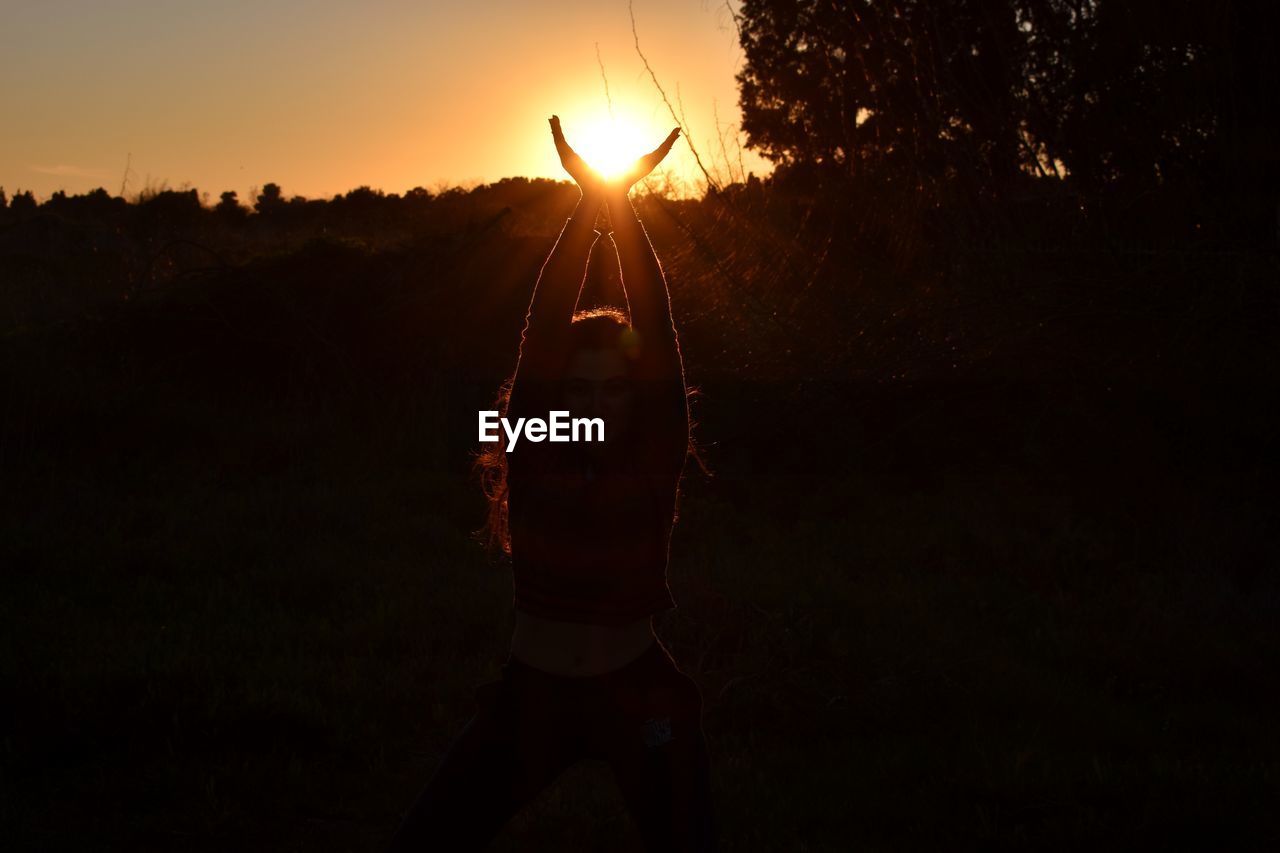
[389,116,714,851]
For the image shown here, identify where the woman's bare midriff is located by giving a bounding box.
[511,610,656,677]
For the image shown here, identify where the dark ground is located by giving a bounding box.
[2,183,1278,849]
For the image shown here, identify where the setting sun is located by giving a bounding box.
[569,111,662,180]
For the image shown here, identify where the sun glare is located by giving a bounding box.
[572,112,655,179]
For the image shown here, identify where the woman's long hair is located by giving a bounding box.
[473,306,700,555]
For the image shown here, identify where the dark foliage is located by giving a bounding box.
[737,0,1280,243]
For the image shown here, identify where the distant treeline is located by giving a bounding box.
[0,178,577,240]
[0,161,1273,393]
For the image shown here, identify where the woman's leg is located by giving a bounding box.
[389,672,576,852]
[596,646,717,852]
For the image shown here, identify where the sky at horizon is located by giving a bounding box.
[1,0,772,203]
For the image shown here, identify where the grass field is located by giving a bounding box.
[4,309,1277,851]
[2,193,1278,849]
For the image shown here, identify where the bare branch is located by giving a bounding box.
[118,152,133,199]
[712,98,740,185]
[629,0,720,193]
[722,0,744,41]
[595,42,615,121]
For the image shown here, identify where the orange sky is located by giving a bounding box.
[0,0,772,203]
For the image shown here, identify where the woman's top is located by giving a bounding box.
[504,205,689,626]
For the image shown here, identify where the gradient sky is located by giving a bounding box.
[1,0,772,203]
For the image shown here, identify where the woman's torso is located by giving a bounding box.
[504,390,686,677]
[510,610,656,676]
[506,453,669,676]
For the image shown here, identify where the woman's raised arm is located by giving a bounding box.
[513,191,602,381]
[508,117,604,412]
[605,128,683,385]
[606,187,680,384]
[605,129,689,471]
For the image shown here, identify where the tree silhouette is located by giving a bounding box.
[1017,0,1280,239]
[10,190,37,219]
[255,182,284,215]
[216,190,247,222]
[736,0,1028,196]
[736,0,1280,233]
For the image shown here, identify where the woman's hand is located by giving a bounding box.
[550,115,681,197]
[615,127,681,194]
[550,115,604,197]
